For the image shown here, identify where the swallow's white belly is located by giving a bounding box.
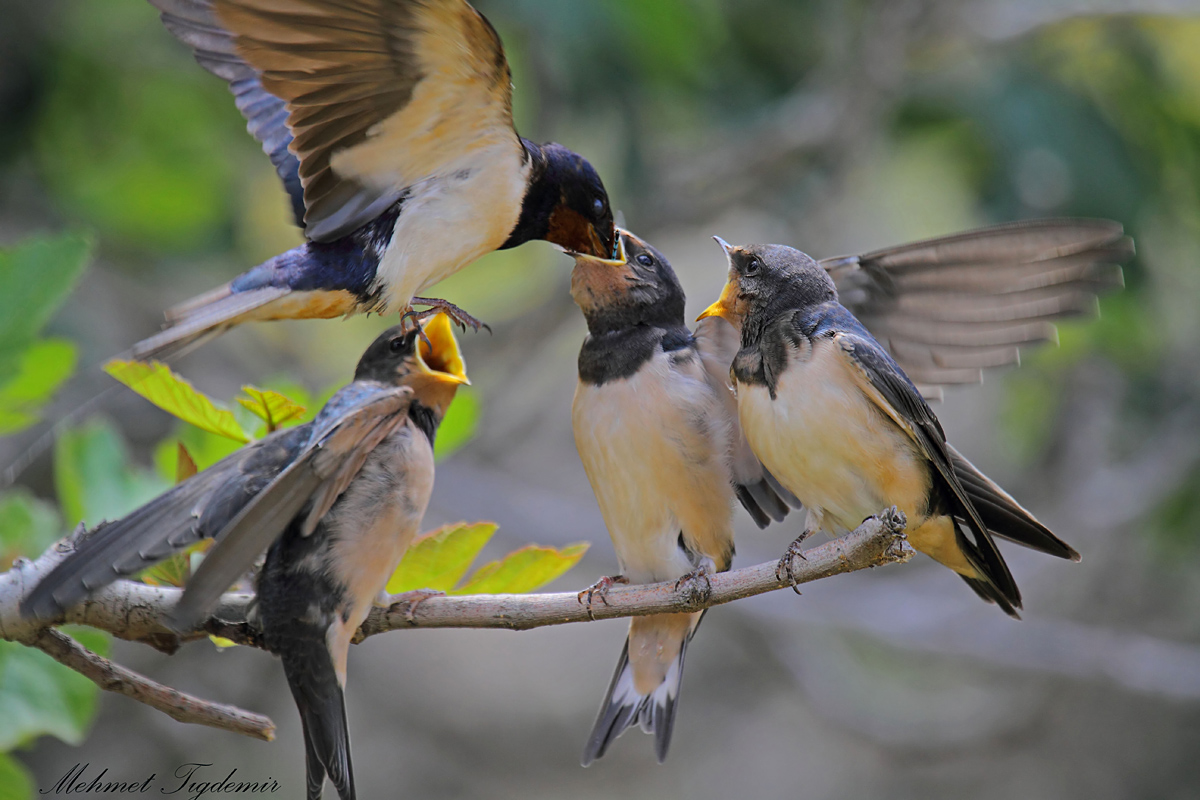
[737,338,928,534]
[377,142,530,311]
[572,347,736,584]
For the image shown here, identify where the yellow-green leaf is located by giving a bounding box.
[208,635,237,650]
[452,542,589,595]
[104,359,248,442]
[0,338,77,435]
[137,539,211,588]
[385,522,496,594]
[238,385,306,432]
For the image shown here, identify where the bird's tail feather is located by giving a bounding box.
[129,285,291,361]
[582,613,700,765]
[280,640,355,800]
[948,444,1079,561]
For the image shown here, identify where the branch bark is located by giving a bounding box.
[0,514,912,740]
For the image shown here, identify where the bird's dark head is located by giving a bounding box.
[698,238,837,331]
[569,228,686,335]
[503,140,616,260]
[355,313,469,418]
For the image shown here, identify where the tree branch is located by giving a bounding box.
[22,627,275,741]
[0,513,912,740]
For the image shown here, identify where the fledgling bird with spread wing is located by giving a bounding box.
[132,0,617,358]
[23,314,470,800]
[569,230,795,765]
[699,220,1134,615]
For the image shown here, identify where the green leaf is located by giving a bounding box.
[0,753,34,800]
[434,390,480,460]
[138,540,211,588]
[0,234,90,385]
[238,386,306,432]
[0,627,110,751]
[452,542,589,595]
[0,490,62,570]
[54,418,168,528]
[0,339,77,436]
[386,522,497,594]
[104,360,249,443]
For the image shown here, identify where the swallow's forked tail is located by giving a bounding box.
[129,284,291,362]
[582,612,701,766]
[280,641,356,800]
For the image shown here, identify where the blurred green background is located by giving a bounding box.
[3,0,1200,797]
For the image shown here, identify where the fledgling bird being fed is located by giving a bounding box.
[699,220,1134,614]
[569,230,796,765]
[23,314,470,800]
[131,0,617,359]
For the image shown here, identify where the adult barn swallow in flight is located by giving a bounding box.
[23,315,469,800]
[570,230,795,764]
[699,219,1134,615]
[131,0,616,359]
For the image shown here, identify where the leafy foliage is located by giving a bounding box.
[53,418,167,529]
[387,522,588,596]
[238,386,306,433]
[0,627,111,751]
[104,360,249,443]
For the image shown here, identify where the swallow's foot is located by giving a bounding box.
[377,588,446,624]
[775,531,814,593]
[577,574,627,618]
[675,558,716,607]
[873,505,907,536]
[409,297,492,335]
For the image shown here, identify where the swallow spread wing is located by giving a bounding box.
[822,218,1133,399]
[133,0,615,358]
[20,382,413,625]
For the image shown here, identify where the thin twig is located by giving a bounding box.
[24,627,275,741]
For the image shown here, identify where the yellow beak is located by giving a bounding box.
[573,230,628,267]
[416,313,470,386]
[697,279,740,324]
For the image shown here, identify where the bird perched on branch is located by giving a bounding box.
[23,314,470,800]
[699,220,1134,616]
[131,0,617,359]
[569,230,796,765]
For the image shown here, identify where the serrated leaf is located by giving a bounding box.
[0,233,91,382]
[137,540,211,588]
[0,339,77,436]
[238,386,306,433]
[103,360,249,443]
[54,418,168,528]
[0,627,110,751]
[0,490,62,570]
[452,542,589,595]
[0,753,34,800]
[434,390,480,460]
[385,522,496,594]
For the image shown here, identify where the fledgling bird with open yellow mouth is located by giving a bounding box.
[23,314,470,800]
[131,0,617,358]
[569,230,796,765]
[699,221,1134,614]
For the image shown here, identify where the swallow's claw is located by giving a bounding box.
[675,560,715,607]
[775,531,813,593]
[378,588,446,624]
[409,297,492,335]
[577,574,627,619]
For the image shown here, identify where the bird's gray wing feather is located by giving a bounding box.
[167,385,412,630]
[823,218,1133,399]
[20,425,310,620]
[831,327,1021,613]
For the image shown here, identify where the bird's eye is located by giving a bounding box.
[636,253,653,267]
[591,197,606,219]
[389,337,406,353]
[745,257,761,276]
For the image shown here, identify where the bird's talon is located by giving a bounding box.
[675,564,713,607]
[576,574,626,619]
[775,532,812,589]
[409,297,490,335]
[382,589,445,624]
